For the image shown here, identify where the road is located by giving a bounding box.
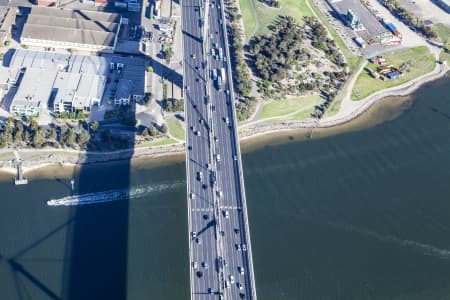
[182,0,257,298]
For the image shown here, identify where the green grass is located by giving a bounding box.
[351,46,435,101]
[433,23,450,43]
[141,138,177,147]
[258,95,322,120]
[240,0,314,39]
[166,117,185,141]
[440,50,450,65]
[239,0,257,38]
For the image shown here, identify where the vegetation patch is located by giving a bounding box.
[141,138,177,147]
[236,96,258,121]
[258,95,321,120]
[166,117,185,140]
[351,46,435,101]
[239,0,257,38]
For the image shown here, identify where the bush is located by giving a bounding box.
[146,66,153,72]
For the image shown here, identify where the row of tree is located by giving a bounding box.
[383,0,437,39]
[235,96,258,122]
[163,98,184,112]
[225,1,252,97]
[258,0,280,7]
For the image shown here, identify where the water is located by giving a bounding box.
[1,75,450,299]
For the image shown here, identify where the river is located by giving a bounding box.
[1,75,450,299]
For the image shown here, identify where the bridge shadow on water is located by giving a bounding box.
[60,105,136,299]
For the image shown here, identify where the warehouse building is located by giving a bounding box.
[8,49,145,115]
[114,79,133,105]
[53,72,106,112]
[0,7,16,45]
[20,7,123,52]
[10,68,57,116]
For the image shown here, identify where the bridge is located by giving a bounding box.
[181,0,257,298]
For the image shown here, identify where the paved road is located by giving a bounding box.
[182,0,257,299]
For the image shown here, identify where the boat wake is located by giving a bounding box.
[47,181,184,206]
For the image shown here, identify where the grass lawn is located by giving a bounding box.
[166,117,185,141]
[141,138,178,147]
[351,46,435,101]
[258,95,322,120]
[433,23,450,42]
[239,0,257,38]
[240,0,314,39]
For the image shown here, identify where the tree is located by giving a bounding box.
[148,125,158,136]
[32,128,45,148]
[146,66,153,73]
[160,123,168,134]
[76,130,90,147]
[47,127,57,140]
[89,121,99,133]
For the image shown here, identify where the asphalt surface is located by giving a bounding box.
[182,0,257,299]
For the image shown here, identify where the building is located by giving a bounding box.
[114,79,132,105]
[433,0,450,13]
[20,7,123,53]
[10,68,57,116]
[0,7,16,45]
[0,66,20,91]
[7,49,145,113]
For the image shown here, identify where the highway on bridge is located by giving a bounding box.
[182,0,257,298]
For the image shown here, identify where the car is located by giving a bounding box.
[193,261,198,269]
[208,288,213,294]
[197,271,203,278]
[220,230,225,236]
[192,231,197,238]
[192,54,196,59]
[202,261,208,269]
[225,89,230,95]
[242,244,247,251]
[206,163,211,169]
[203,214,209,220]
[214,136,219,143]
[225,280,230,288]
[238,266,244,275]
[197,171,202,180]
[224,117,229,124]
[234,228,240,234]
[235,244,241,251]
[217,190,223,197]
[188,145,192,150]
[202,183,208,189]
[190,192,195,199]
[223,210,229,218]
[196,237,202,244]
[196,130,201,136]
[240,292,246,299]
[229,275,235,284]
[233,155,238,161]
[223,259,228,266]
[237,282,243,290]
[199,119,204,124]
[216,154,221,162]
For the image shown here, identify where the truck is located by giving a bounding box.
[218,48,223,61]
[220,67,226,82]
[386,23,397,32]
[216,76,222,90]
[354,37,366,48]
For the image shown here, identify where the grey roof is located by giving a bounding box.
[12,68,56,108]
[10,49,69,70]
[0,65,19,84]
[21,6,121,48]
[74,75,104,108]
[29,6,121,23]
[111,56,145,96]
[21,24,116,47]
[26,14,120,33]
[115,79,132,100]
[0,7,15,34]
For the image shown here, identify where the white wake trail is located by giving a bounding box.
[47,181,184,206]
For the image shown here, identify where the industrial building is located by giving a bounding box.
[10,68,57,116]
[53,72,105,113]
[20,7,123,52]
[7,49,145,116]
[0,7,16,45]
[114,79,133,105]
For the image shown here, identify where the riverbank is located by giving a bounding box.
[0,66,448,177]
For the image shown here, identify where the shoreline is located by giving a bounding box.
[0,66,448,177]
